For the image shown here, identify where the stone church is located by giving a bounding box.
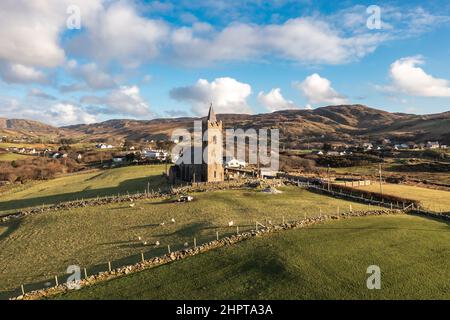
[169,104,224,183]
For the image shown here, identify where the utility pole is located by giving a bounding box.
[327,165,331,191]
[378,163,383,195]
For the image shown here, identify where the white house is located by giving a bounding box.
[223,157,246,168]
[143,149,168,161]
[426,141,440,149]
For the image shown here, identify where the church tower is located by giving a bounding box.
[202,104,224,182]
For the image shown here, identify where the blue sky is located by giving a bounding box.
[0,0,450,126]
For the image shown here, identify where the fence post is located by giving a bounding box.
[194,237,197,248]
[141,252,145,262]
[21,284,25,296]
[236,226,239,235]
[282,216,285,224]
[84,268,88,279]
[216,231,219,241]
[108,261,112,272]
[168,245,171,253]
[349,204,352,212]
[55,275,59,286]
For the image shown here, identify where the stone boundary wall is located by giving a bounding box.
[0,179,273,223]
[14,209,402,300]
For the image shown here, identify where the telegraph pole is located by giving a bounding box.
[378,163,383,195]
[327,164,331,191]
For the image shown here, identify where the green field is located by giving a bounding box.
[0,153,32,161]
[0,186,383,294]
[360,183,450,212]
[55,215,450,300]
[0,165,168,215]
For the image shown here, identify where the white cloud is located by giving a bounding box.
[70,1,169,67]
[0,97,97,126]
[49,103,97,126]
[258,88,297,112]
[67,62,117,90]
[170,77,253,115]
[171,17,387,66]
[1,64,48,84]
[81,85,152,117]
[297,73,348,106]
[385,56,450,97]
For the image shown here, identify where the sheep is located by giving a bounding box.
[228,221,234,227]
[137,236,142,241]
[155,241,160,247]
[171,218,176,223]
[160,222,165,226]
[129,203,135,208]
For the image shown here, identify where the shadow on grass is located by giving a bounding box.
[0,219,22,241]
[0,175,169,214]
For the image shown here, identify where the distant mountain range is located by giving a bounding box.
[2,105,450,146]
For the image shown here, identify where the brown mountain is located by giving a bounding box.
[0,118,65,140]
[2,105,450,145]
[65,105,450,145]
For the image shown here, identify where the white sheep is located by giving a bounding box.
[129,203,135,208]
[160,222,165,226]
[171,218,176,223]
[228,221,234,227]
[137,236,142,241]
[184,242,189,247]
[155,241,160,246]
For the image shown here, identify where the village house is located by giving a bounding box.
[223,156,246,168]
[426,141,440,149]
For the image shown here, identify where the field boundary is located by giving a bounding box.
[282,175,450,222]
[0,179,276,223]
[12,209,403,300]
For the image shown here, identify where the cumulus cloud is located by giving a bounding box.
[258,88,297,112]
[171,17,387,66]
[0,64,48,84]
[170,77,253,115]
[81,86,153,117]
[296,73,348,106]
[66,61,117,90]
[0,97,96,126]
[384,56,450,97]
[48,103,97,126]
[69,1,169,67]
[27,88,57,101]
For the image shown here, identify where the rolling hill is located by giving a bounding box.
[1,105,450,145]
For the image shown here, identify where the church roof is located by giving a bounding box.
[207,103,217,122]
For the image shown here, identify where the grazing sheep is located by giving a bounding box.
[155,241,160,246]
[138,236,142,241]
[171,218,176,223]
[160,222,165,226]
[228,221,234,227]
[129,203,135,208]
[184,242,189,247]
[143,241,148,245]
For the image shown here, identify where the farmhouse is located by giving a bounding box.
[169,105,224,183]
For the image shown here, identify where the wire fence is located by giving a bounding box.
[2,179,448,300]
[0,209,349,300]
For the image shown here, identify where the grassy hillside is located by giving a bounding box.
[360,184,450,212]
[0,186,382,294]
[55,215,450,300]
[0,153,32,162]
[0,165,167,214]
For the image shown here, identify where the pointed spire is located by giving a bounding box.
[207,103,216,122]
